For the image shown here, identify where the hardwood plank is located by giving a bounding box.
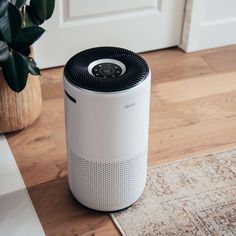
[149,116,236,165]
[7,127,66,188]
[151,90,236,132]
[190,44,236,57]
[40,67,64,100]
[154,71,236,104]
[41,67,64,80]
[29,177,119,236]
[44,217,119,236]
[6,98,66,187]
[202,49,236,73]
[142,48,215,83]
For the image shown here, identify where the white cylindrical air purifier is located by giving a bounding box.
[63,46,151,211]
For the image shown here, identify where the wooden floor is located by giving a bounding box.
[6,45,236,235]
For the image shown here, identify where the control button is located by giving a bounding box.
[92,62,123,79]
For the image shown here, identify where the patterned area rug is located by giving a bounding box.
[111,149,236,236]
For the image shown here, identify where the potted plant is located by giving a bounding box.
[0,0,55,133]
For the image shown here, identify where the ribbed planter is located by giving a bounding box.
[0,71,42,133]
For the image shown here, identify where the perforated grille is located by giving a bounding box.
[64,47,149,92]
[68,151,147,211]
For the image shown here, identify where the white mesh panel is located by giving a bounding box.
[68,150,147,211]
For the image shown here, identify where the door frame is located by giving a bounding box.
[180,0,236,52]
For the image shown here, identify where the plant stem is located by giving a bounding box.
[22,5,26,27]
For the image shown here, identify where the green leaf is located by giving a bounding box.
[30,0,55,21]
[14,26,45,47]
[26,57,40,75]
[0,0,8,18]
[25,5,45,26]
[0,3,21,43]
[0,31,5,41]
[0,41,9,62]
[13,46,30,56]
[2,50,29,92]
[10,0,26,9]
[21,9,36,27]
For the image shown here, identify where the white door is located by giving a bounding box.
[34,0,186,68]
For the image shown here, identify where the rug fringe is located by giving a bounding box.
[110,213,127,236]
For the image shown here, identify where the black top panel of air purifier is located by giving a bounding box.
[64,47,149,92]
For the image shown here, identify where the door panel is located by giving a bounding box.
[68,0,159,18]
[34,0,186,68]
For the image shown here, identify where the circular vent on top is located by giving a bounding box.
[64,46,149,92]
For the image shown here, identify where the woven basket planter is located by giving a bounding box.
[0,70,42,133]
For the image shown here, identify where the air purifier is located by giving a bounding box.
[64,46,151,211]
